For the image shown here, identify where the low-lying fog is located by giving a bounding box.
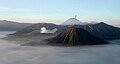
[0,31,120,64]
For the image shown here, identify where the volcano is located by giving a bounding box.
[12,23,58,35]
[48,27,109,46]
[80,22,120,40]
[61,16,84,25]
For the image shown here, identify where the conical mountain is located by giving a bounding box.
[61,16,84,25]
[48,27,108,46]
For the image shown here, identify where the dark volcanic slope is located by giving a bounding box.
[59,22,120,40]
[48,27,108,46]
[80,22,120,40]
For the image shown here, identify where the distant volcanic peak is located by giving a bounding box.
[49,27,108,46]
[61,17,83,25]
[96,22,113,26]
[93,22,115,29]
[98,22,107,25]
[87,22,110,27]
[99,22,105,24]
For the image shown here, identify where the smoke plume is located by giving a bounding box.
[40,27,57,33]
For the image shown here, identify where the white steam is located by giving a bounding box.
[40,27,58,33]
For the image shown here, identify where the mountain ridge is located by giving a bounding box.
[10,22,120,40]
[0,20,32,31]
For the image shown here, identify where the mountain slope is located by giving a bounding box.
[10,22,120,40]
[0,20,32,31]
[58,22,120,40]
[48,27,108,46]
[12,23,58,35]
[79,22,120,40]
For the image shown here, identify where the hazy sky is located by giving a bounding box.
[0,0,120,25]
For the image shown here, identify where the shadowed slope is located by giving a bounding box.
[48,27,109,46]
[80,22,120,40]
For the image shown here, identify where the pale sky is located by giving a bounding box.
[0,0,120,26]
